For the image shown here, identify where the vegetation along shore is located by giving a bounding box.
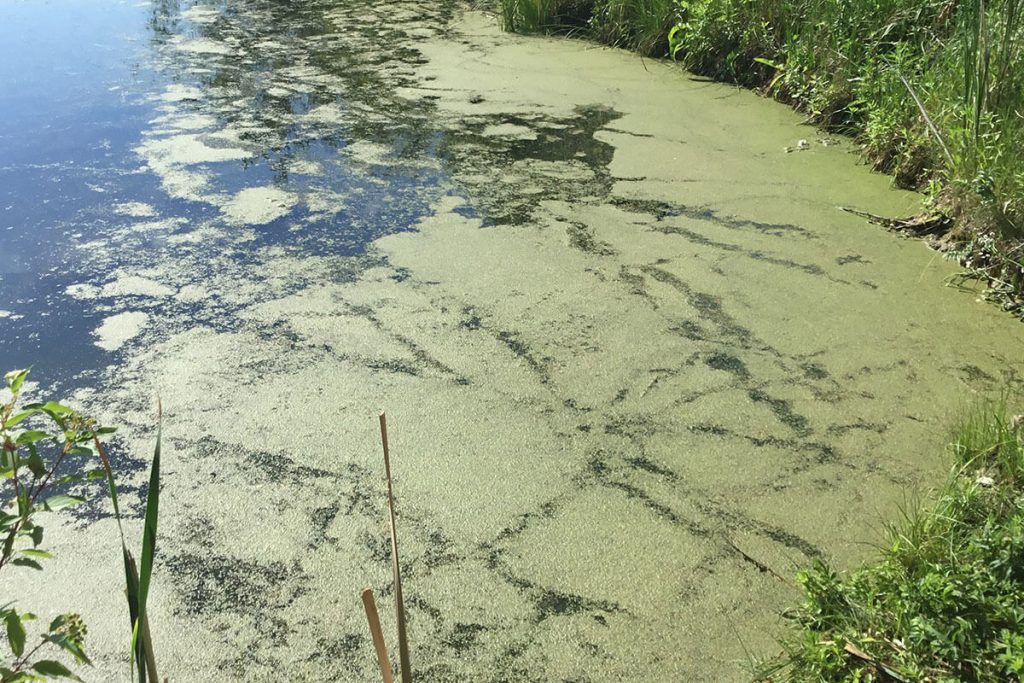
[499,0,1024,317]
[758,405,1024,681]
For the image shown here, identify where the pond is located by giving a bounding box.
[3,0,1023,680]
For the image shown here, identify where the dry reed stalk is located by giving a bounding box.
[361,588,395,683]
[379,412,413,683]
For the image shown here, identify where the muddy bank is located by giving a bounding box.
[4,1,1024,681]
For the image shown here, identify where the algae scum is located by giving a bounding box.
[2,0,1024,680]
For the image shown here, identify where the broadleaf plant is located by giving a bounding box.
[1,369,161,682]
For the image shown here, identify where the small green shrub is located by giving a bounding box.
[759,405,1024,682]
[1,369,162,682]
[2,369,111,681]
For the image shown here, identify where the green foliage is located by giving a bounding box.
[500,0,677,55]
[1,369,161,682]
[1,371,100,681]
[499,0,565,33]
[759,404,1024,682]
[668,0,785,86]
[588,0,676,54]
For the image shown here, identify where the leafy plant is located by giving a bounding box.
[1,369,110,681]
[1,369,161,682]
[758,403,1024,682]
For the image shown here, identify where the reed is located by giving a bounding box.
[499,0,561,33]
[361,588,395,683]
[499,0,675,55]
[362,413,412,682]
[95,405,162,683]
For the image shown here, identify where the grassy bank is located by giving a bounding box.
[499,0,1024,319]
[758,405,1024,681]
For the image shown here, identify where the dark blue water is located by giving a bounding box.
[0,0,156,385]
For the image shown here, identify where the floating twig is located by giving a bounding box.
[840,206,950,236]
[724,537,791,584]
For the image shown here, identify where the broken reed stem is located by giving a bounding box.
[379,412,413,683]
[361,588,395,683]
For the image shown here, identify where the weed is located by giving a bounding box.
[1,369,161,682]
[757,403,1024,682]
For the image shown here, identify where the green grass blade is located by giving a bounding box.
[93,435,126,533]
[123,550,144,682]
[93,427,156,682]
[135,411,161,683]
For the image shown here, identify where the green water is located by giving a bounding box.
[5,2,1024,681]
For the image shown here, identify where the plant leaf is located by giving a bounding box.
[43,495,85,512]
[19,549,53,560]
[0,514,17,533]
[5,609,26,656]
[135,418,162,683]
[15,431,50,446]
[94,433,142,677]
[32,402,74,416]
[32,660,82,680]
[3,409,38,429]
[42,630,91,666]
[753,56,784,70]
[5,369,29,395]
[12,557,43,570]
[26,450,46,479]
[0,667,33,683]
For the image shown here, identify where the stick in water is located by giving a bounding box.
[379,412,412,683]
[361,588,395,683]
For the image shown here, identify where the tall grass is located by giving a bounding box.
[588,0,676,54]
[500,0,560,33]
[947,0,1024,236]
[498,0,677,55]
